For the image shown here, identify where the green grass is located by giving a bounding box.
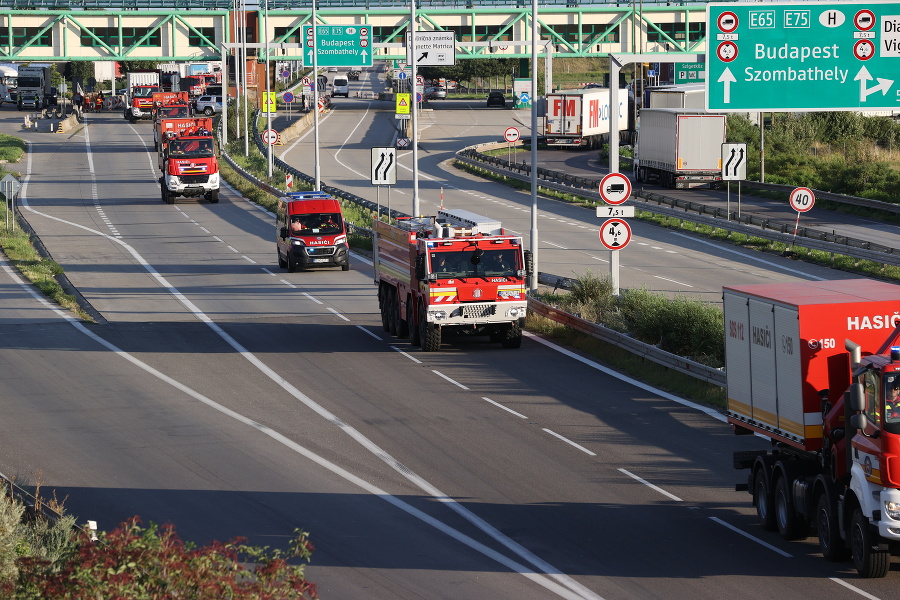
[0,135,26,163]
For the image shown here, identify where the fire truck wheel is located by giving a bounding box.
[816,493,848,561]
[388,292,399,336]
[775,476,807,540]
[851,506,890,578]
[754,470,776,531]
[419,303,441,352]
[379,286,390,332]
[501,323,523,349]
[207,190,219,203]
[277,250,287,269]
[409,306,421,346]
[395,293,409,338]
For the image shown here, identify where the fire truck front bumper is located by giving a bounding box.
[878,488,900,539]
[166,174,220,196]
[426,301,527,326]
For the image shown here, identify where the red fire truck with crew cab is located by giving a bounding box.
[157,122,219,204]
[374,208,530,351]
[727,279,900,577]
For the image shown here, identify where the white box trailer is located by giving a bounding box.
[634,108,725,189]
[544,88,629,150]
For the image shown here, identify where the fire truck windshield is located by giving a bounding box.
[289,213,342,235]
[161,106,189,118]
[168,139,214,158]
[134,86,162,98]
[430,249,519,278]
[885,376,900,431]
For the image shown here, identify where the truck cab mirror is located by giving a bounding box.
[850,413,869,432]
[848,382,865,412]
[280,226,288,239]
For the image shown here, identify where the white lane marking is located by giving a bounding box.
[242,256,257,264]
[829,577,883,600]
[432,370,470,390]
[262,268,277,276]
[327,307,350,321]
[302,292,323,305]
[391,346,423,364]
[618,468,682,501]
[356,325,383,340]
[670,232,827,280]
[279,279,296,288]
[20,131,601,600]
[226,245,239,253]
[279,109,333,159]
[213,236,224,243]
[544,241,569,250]
[708,517,793,558]
[201,227,210,233]
[543,429,596,456]
[483,397,528,419]
[653,276,693,288]
[332,104,372,178]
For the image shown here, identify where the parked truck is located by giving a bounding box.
[726,279,900,577]
[157,118,218,204]
[633,108,725,189]
[16,66,55,110]
[374,209,530,351]
[124,71,162,122]
[276,192,350,272]
[544,88,631,149]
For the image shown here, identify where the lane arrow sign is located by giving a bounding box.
[855,66,894,102]
[718,67,736,104]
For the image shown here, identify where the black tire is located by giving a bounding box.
[409,303,421,346]
[277,250,287,269]
[207,189,219,203]
[754,470,777,531]
[775,476,807,540]
[287,254,297,273]
[395,294,409,339]
[387,291,398,336]
[379,286,390,332]
[419,303,441,351]
[501,322,523,349]
[851,506,890,578]
[341,261,350,271]
[204,107,214,116]
[816,493,849,562]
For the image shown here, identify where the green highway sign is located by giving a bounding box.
[303,25,372,68]
[675,62,706,84]
[707,2,900,111]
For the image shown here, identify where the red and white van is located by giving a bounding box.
[276,193,350,272]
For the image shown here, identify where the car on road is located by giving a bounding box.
[348,70,360,81]
[486,91,506,107]
[424,86,447,100]
[327,66,338,72]
[18,93,40,110]
[195,95,222,115]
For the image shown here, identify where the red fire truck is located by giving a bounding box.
[157,118,218,204]
[374,209,530,351]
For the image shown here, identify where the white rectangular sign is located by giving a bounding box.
[721,143,748,181]
[371,147,397,185]
[407,31,456,66]
[596,206,635,218]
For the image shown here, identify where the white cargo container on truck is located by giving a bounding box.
[725,279,900,578]
[544,88,629,149]
[633,108,724,189]
[647,83,705,109]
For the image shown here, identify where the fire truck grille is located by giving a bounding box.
[306,246,335,256]
[462,303,496,318]
[180,175,209,184]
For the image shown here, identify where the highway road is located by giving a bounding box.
[0,83,895,599]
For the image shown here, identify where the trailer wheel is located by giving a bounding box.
[775,477,807,540]
[379,285,390,332]
[816,493,849,561]
[501,322,523,349]
[851,506,890,578]
[754,470,776,531]
[419,303,441,352]
[277,250,287,269]
[409,300,421,346]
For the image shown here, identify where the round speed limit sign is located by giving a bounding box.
[789,187,815,212]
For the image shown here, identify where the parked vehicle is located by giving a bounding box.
[544,88,630,150]
[725,279,900,578]
[486,91,506,107]
[331,76,349,98]
[633,108,725,189]
[424,86,446,100]
[16,66,56,110]
[374,208,530,351]
[276,193,350,272]
[195,95,222,115]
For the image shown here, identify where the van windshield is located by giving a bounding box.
[290,213,342,235]
[334,78,348,86]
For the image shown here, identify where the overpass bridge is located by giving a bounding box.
[0,0,707,62]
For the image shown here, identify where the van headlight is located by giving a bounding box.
[292,239,305,246]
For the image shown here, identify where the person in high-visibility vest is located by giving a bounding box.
[95,93,103,112]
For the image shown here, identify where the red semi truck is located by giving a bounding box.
[374,208,529,351]
[726,279,900,577]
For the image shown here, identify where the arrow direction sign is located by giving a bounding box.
[406,31,456,66]
[371,147,397,185]
[721,143,747,181]
[707,2,900,111]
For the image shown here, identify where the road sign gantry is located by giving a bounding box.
[707,2,900,111]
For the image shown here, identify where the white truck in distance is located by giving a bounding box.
[633,108,725,189]
[544,88,629,149]
[16,66,55,110]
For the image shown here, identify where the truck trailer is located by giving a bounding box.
[544,88,631,149]
[374,209,530,351]
[726,279,900,577]
[16,66,55,110]
[633,108,725,189]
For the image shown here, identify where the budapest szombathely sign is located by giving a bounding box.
[707,2,900,111]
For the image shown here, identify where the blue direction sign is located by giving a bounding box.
[707,2,900,111]
[303,25,372,68]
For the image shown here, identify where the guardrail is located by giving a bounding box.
[457,142,900,267]
[221,115,728,388]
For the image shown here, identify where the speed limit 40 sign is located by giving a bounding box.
[789,187,815,213]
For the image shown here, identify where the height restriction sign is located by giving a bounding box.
[600,218,632,250]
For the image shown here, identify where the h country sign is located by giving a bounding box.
[707,2,900,111]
